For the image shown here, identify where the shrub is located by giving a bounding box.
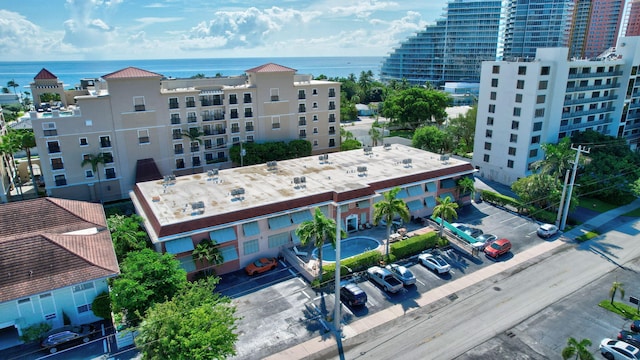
[390,232,439,259]
[576,231,599,243]
[92,291,112,320]
[19,322,52,343]
[315,250,382,288]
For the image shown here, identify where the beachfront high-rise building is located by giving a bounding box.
[472,36,640,186]
[27,63,341,202]
[380,0,503,87]
[569,0,625,59]
[502,0,575,60]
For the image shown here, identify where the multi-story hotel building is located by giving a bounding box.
[473,36,640,185]
[130,144,476,277]
[569,0,625,60]
[28,63,341,202]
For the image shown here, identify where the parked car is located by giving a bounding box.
[379,218,403,227]
[471,234,498,250]
[537,223,559,238]
[618,331,640,348]
[451,223,483,238]
[41,330,89,354]
[631,320,640,333]
[245,257,278,275]
[484,238,512,258]
[340,282,368,307]
[600,338,640,360]
[385,263,416,286]
[367,266,403,293]
[418,252,451,274]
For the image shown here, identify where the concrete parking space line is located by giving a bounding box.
[499,216,519,223]
[296,277,306,286]
[416,279,427,287]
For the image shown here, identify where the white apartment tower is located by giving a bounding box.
[473,36,640,185]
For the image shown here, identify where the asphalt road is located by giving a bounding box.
[339,219,640,359]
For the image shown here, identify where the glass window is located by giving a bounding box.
[511,121,519,130]
[484,142,492,150]
[492,65,500,74]
[538,81,548,90]
[515,94,523,103]
[244,239,259,255]
[533,122,542,131]
[483,154,490,162]
[485,129,492,138]
[541,66,550,75]
[518,66,526,75]
[508,147,516,155]
[487,117,494,125]
[490,92,496,100]
[516,80,525,89]
[507,160,514,168]
[491,78,498,87]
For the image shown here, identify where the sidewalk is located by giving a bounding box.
[265,198,640,360]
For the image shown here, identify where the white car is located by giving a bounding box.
[471,234,498,250]
[385,263,416,286]
[600,338,640,360]
[418,252,451,274]
[537,223,559,238]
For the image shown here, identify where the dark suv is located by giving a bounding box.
[41,330,90,354]
[340,283,368,307]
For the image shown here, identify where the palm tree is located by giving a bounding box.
[7,80,19,99]
[340,126,354,141]
[81,152,106,203]
[0,134,22,198]
[296,208,346,283]
[372,187,411,262]
[610,280,625,305]
[456,177,476,202]
[7,129,37,195]
[192,238,223,276]
[432,196,459,237]
[182,127,204,172]
[562,337,594,360]
[368,125,382,147]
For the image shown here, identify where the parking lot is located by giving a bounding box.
[218,202,559,360]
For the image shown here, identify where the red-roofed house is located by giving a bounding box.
[0,198,119,350]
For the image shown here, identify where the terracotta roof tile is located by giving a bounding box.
[102,67,164,79]
[245,63,296,73]
[34,68,58,80]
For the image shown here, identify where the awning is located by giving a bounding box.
[219,245,238,263]
[268,214,292,229]
[439,192,455,202]
[268,232,290,248]
[426,182,437,193]
[357,200,370,209]
[396,189,409,199]
[319,205,330,217]
[406,199,424,211]
[291,230,301,245]
[407,185,424,197]
[177,256,196,272]
[440,178,456,189]
[209,227,237,244]
[425,196,437,208]
[164,237,194,254]
[243,222,260,237]
[291,210,313,224]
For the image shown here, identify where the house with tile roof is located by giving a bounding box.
[0,198,119,350]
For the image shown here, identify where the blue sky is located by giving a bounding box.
[0,0,448,61]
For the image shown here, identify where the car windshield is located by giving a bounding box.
[490,242,502,250]
[402,269,414,278]
[253,260,265,267]
[433,256,447,266]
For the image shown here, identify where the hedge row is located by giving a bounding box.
[481,190,558,224]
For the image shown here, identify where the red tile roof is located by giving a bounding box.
[0,198,119,302]
[245,63,296,73]
[34,68,58,80]
[102,67,164,79]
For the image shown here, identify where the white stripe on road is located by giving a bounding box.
[288,268,297,277]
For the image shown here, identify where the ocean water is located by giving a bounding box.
[0,57,383,93]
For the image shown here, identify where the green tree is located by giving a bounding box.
[457,177,475,200]
[192,238,224,275]
[295,208,346,283]
[110,249,187,326]
[432,196,459,237]
[6,129,37,192]
[190,73,205,79]
[382,87,450,129]
[562,337,594,360]
[412,125,452,154]
[91,291,112,320]
[81,152,106,203]
[341,139,362,151]
[368,125,382,146]
[447,106,477,154]
[0,133,23,197]
[372,187,411,261]
[532,138,578,179]
[136,277,239,360]
[7,80,19,98]
[610,281,625,305]
[107,214,150,262]
[340,126,354,141]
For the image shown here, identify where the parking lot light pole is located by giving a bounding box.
[334,205,342,334]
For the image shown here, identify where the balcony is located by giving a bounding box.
[169,101,179,109]
[559,118,611,132]
[187,116,197,123]
[564,95,618,106]
[298,105,306,113]
[568,70,623,79]
[299,120,307,126]
[134,104,146,111]
[214,114,225,121]
[171,117,181,125]
[244,111,253,118]
[271,95,279,102]
[328,130,336,135]
[191,146,200,153]
[298,94,306,100]
[206,156,228,164]
[174,148,184,155]
[231,127,240,134]
[245,126,254,132]
[561,106,615,119]
[186,100,196,108]
[566,83,620,93]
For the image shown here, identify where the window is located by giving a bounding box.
[138,130,150,144]
[533,122,542,131]
[244,239,259,255]
[510,134,518,142]
[51,158,64,170]
[186,96,196,108]
[529,149,538,157]
[518,66,526,75]
[299,117,306,126]
[100,136,111,148]
[536,95,545,104]
[484,142,492,150]
[534,108,545,118]
[105,168,116,179]
[531,135,541,144]
[511,121,519,130]
[328,114,336,122]
[488,104,495,113]
[86,170,94,178]
[541,66,550,75]
[192,156,201,167]
[312,102,318,109]
[176,158,185,169]
[507,160,514,168]
[270,89,279,101]
[329,101,336,110]
[134,96,145,111]
[312,88,318,95]
[487,117,494,125]
[231,123,240,133]
[298,90,306,99]
[79,137,88,146]
[54,174,67,186]
[246,122,254,132]
[329,138,336,147]
[483,154,490,162]
[77,304,92,314]
[516,80,525,89]
[230,109,238,119]
[73,282,94,292]
[190,141,200,152]
[508,147,516,155]
[85,120,92,126]
[490,92,496,100]
[492,65,500,74]
[313,127,318,134]
[18,298,30,304]
[229,94,237,105]
[329,126,336,135]
[485,129,493,138]
[170,113,180,124]
[515,94,523,103]
[491,78,498,87]
[298,104,306,113]
[103,152,114,164]
[244,108,253,118]
[47,141,60,154]
[299,129,307,138]
[169,97,179,109]
[42,122,57,136]
[272,116,280,129]
[538,81,548,90]
[244,93,252,103]
[172,129,182,140]
[328,88,336,97]
[313,140,318,147]
[513,108,521,117]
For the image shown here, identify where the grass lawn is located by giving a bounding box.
[577,197,618,213]
[623,207,640,217]
[576,230,599,243]
[599,300,640,321]
[389,129,414,139]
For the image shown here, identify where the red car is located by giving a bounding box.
[245,257,278,275]
[484,238,511,258]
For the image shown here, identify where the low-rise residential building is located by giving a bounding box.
[130,144,476,278]
[28,63,341,203]
[0,198,119,349]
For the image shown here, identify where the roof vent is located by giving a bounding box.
[191,201,205,215]
[266,161,278,171]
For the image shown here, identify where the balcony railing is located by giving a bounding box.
[134,104,145,111]
[271,95,279,101]
[564,95,618,105]
[100,141,111,148]
[186,100,196,108]
[299,121,307,126]
[206,157,228,164]
[52,163,64,170]
[55,179,67,186]
[244,95,252,103]
[169,102,179,109]
[244,111,253,118]
[191,146,200,153]
[329,90,336,97]
[245,126,254,132]
[566,83,620,92]
[561,106,615,119]
[187,116,197,123]
[174,148,184,155]
[568,70,623,79]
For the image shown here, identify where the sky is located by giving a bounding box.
[0,0,449,61]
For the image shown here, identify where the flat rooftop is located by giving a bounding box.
[135,144,471,227]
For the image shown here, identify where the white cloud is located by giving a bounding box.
[0,10,62,58]
[136,17,184,26]
[61,0,118,49]
[328,0,398,19]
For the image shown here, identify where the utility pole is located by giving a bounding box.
[240,140,245,167]
[555,169,570,227]
[560,145,590,230]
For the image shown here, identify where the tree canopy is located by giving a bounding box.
[372,187,411,260]
[447,106,477,154]
[382,87,450,129]
[136,277,239,360]
[412,125,452,154]
[296,208,346,283]
[107,214,150,262]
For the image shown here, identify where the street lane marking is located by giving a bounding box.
[416,279,426,286]
[500,216,518,223]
